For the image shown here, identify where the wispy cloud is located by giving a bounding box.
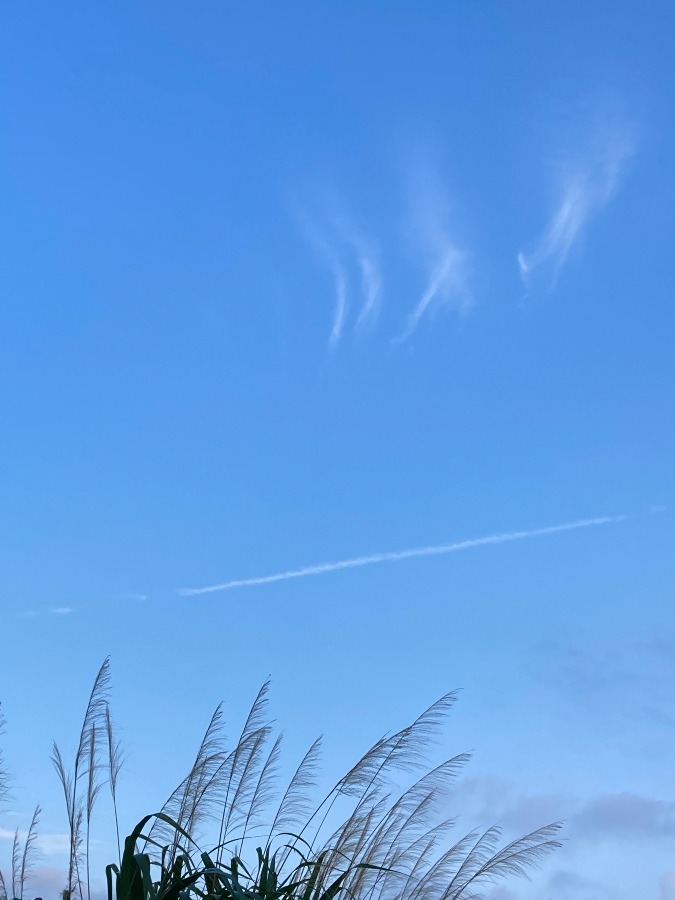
[295,199,382,345]
[401,243,468,338]
[299,221,350,346]
[574,792,675,839]
[16,606,75,619]
[400,162,470,339]
[329,214,382,331]
[179,513,625,596]
[355,255,382,329]
[0,827,70,855]
[518,119,635,290]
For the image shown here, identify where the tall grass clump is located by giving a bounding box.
[51,658,124,900]
[3,662,562,900]
[105,676,562,900]
[0,705,42,900]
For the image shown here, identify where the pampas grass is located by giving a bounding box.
[2,661,561,900]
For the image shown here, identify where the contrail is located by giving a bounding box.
[179,514,626,596]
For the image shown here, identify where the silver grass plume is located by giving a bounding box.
[216,679,272,856]
[10,829,20,899]
[104,704,124,866]
[17,805,41,900]
[52,657,111,900]
[144,703,228,857]
[140,681,561,899]
[0,706,10,812]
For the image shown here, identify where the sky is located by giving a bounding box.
[1,2,674,898]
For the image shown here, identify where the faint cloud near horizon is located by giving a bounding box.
[545,869,619,900]
[0,827,70,855]
[518,115,636,292]
[455,776,675,898]
[661,872,675,900]
[574,792,675,840]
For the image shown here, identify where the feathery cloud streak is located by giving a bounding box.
[180,513,625,596]
[0,827,70,855]
[402,243,468,338]
[329,214,383,330]
[300,223,350,346]
[296,202,382,345]
[518,123,635,289]
[400,162,470,339]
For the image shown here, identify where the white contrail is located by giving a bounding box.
[179,514,626,596]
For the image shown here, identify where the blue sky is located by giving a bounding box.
[1,2,674,897]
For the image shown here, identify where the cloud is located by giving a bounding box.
[0,827,70,855]
[16,606,75,619]
[294,199,382,345]
[355,254,382,329]
[545,869,620,900]
[400,243,468,339]
[14,865,70,900]
[661,872,675,900]
[328,214,382,330]
[518,118,635,290]
[179,513,625,596]
[453,778,674,897]
[574,793,675,839]
[452,775,569,836]
[293,165,474,343]
[400,163,470,338]
[300,221,349,346]
[430,774,675,844]
[35,832,71,855]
